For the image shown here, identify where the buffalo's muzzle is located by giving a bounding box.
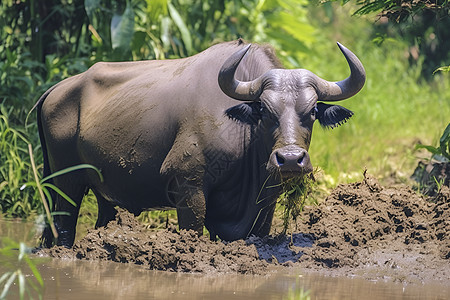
[268,146,313,176]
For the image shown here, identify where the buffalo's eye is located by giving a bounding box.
[259,103,271,117]
[259,102,266,113]
[260,102,280,125]
[311,106,318,120]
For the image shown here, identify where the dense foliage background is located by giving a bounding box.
[0,0,449,219]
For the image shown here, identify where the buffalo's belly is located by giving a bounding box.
[90,162,172,212]
[99,175,171,212]
[77,134,174,212]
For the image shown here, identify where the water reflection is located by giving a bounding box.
[40,260,283,300]
[1,219,450,300]
[35,260,450,300]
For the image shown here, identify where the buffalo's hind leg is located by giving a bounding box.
[41,174,86,248]
[93,191,117,228]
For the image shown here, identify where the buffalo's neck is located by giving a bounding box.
[204,121,281,240]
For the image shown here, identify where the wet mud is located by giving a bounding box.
[295,172,450,284]
[40,173,450,284]
[44,210,269,275]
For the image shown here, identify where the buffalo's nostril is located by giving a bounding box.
[268,147,313,175]
[276,152,285,166]
[297,152,305,165]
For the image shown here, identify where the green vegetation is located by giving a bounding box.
[1,0,449,231]
[0,105,41,218]
[279,174,316,234]
[0,0,317,219]
[416,123,450,162]
[412,123,449,196]
[0,2,447,299]
[283,279,311,300]
[305,4,450,182]
[25,144,104,244]
[0,238,44,299]
[325,0,450,78]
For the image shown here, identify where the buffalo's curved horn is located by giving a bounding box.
[218,44,265,101]
[314,42,366,101]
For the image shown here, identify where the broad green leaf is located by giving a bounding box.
[415,144,441,155]
[84,0,100,22]
[439,123,450,159]
[265,12,315,45]
[266,29,310,57]
[168,2,193,55]
[111,0,135,52]
[146,0,168,20]
[131,30,147,54]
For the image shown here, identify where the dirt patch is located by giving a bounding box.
[39,173,450,283]
[42,209,269,275]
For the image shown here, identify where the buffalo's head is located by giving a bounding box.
[218,43,365,178]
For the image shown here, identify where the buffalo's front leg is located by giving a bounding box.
[167,175,205,234]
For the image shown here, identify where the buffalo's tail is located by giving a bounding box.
[35,85,59,180]
[35,84,59,247]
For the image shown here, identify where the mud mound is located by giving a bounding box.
[43,208,269,275]
[295,172,450,282]
[40,173,450,282]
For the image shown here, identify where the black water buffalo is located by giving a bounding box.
[37,39,365,247]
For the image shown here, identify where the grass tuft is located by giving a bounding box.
[278,173,316,234]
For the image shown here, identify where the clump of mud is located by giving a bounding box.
[43,208,269,275]
[40,172,450,283]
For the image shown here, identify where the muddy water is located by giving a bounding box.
[34,260,450,300]
[1,219,450,299]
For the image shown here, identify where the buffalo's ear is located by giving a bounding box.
[225,103,261,125]
[316,102,354,129]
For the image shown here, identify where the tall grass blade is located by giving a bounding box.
[41,183,77,207]
[24,256,43,288]
[0,272,17,299]
[28,143,58,240]
[0,272,12,285]
[18,243,26,261]
[41,164,103,183]
[18,270,25,300]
